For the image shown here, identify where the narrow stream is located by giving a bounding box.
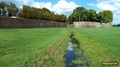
[65,42,76,67]
[65,33,88,67]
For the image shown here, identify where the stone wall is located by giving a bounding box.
[67,24,74,28]
[0,17,67,28]
[73,22,112,28]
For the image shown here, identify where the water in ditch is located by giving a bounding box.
[65,33,88,67]
[65,42,76,67]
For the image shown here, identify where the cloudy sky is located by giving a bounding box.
[2,0,120,24]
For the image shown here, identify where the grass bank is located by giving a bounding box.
[68,27,120,67]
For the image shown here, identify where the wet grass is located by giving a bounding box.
[0,28,69,67]
[69,27,120,67]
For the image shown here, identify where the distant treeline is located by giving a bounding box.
[20,5,67,22]
[0,1,113,24]
[113,24,120,27]
[68,7,113,24]
[0,2,67,22]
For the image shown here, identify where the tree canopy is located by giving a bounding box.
[0,2,67,22]
[19,5,67,22]
[97,10,113,23]
[0,2,18,16]
[68,7,113,24]
[8,3,19,16]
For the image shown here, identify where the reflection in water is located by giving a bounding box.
[67,42,73,51]
[65,41,88,67]
[65,33,88,67]
[65,42,76,67]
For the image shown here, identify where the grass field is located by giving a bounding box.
[0,27,120,67]
[70,27,120,67]
[0,28,70,67]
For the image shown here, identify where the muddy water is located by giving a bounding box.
[65,33,88,67]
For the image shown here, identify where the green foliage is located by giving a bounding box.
[20,5,30,18]
[20,5,67,22]
[80,10,89,21]
[97,10,113,23]
[0,2,67,22]
[0,1,8,9]
[87,9,97,21]
[0,1,19,16]
[0,2,8,15]
[0,9,1,14]
[71,7,86,21]
[97,12,104,23]
[8,3,19,16]
[67,15,73,24]
[113,24,120,27]
[69,7,113,23]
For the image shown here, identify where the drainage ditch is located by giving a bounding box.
[65,32,88,67]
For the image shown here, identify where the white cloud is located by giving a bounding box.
[87,3,95,6]
[97,0,120,3]
[96,3,118,11]
[32,2,52,10]
[87,0,120,24]
[3,0,34,8]
[52,0,79,15]
[96,0,120,24]
[96,0,120,11]
[32,0,79,16]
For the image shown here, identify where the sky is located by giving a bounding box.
[1,0,120,24]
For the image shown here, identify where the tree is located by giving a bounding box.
[0,2,8,16]
[103,10,113,23]
[97,12,104,23]
[20,5,67,22]
[97,10,113,23]
[0,8,2,15]
[80,9,89,21]
[88,9,97,22]
[70,7,86,21]
[8,3,19,16]
[68,6,113,23]
[41,8,52,20]
[67,15,73,24]
[20,5,31,18]
[0,2,7,9]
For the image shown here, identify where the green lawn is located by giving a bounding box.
[0,27,120,67]
[0,28,69,67]
[70,27,120,67]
